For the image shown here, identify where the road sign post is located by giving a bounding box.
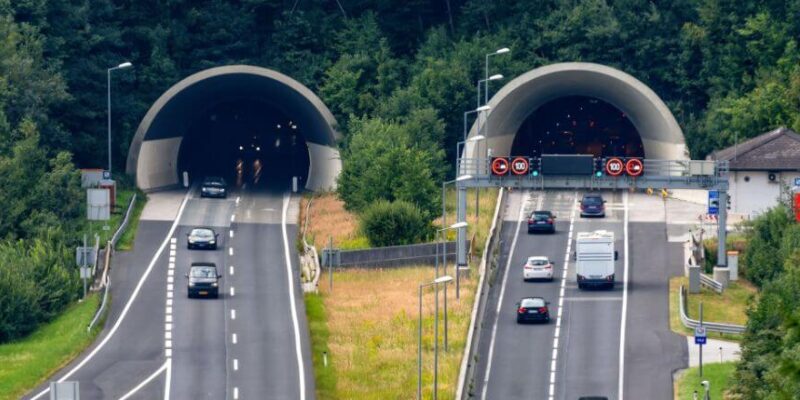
[696,302,706,377]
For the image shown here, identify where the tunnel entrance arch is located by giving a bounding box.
[126,65,341,191]
[466,62,687,160]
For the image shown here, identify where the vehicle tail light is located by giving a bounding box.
[518,307,526,314]
[539,307,547,313]
[545,264,552,269]
[607,274,614,282]
[524,265,532,270]
[547,219,553,224]
[528,219,533,224]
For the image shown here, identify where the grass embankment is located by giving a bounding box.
[668,276,756,341]
[0,294,102,399]
[674,362,736,400]
[438,188,499,260]
[82,186,147,251]
[307,267,477,399]
[115,189,147,251]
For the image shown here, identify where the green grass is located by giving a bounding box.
[0,294,103,400]
[305,293,337,399]
[674,362,736,400]
[440,187,499,260]
[669,277,754,341]
[115,189,147,251]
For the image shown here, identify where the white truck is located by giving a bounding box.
[575,230,617,289]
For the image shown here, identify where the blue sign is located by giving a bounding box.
[695,326,707,345]
[695,336,707,345]
[708,190,719,215]
[795,177,800,187]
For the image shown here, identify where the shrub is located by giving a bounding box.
[360,200,431,247]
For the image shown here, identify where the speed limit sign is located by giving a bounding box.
[605,158,624,176]
[510,157,529,175]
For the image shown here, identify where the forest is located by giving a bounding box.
[1,1,800,396]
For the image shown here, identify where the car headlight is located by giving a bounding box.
[211,282,218,287]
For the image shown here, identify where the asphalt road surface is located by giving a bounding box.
[473,190,686,400]
[26,186,314,400]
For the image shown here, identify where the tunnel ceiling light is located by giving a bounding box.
[256,146,261,151]
[292,125,297,129]
[495,48,510,54]
[239,146,243,151]
[489,74,504,81]
[277,124,281,128]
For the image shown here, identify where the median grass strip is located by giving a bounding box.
[668,276,755,341]
[115,189,147,251]
[0,294,102,400]
[307,267,477,399]
[674,361,736,400]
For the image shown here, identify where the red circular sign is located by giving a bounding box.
[625,158,644,177]
[491,157,509,176]
[510,157,529,175]
[605,158,624,176]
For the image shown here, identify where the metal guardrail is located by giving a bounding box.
[111,193,137,247]
[679,285,745,334]
[457,187,506,400]
[301,196,321,291]
[699,273,724,294]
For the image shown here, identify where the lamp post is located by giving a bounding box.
[418,275,454,400]
[435,220,468,357]
[484,47,510,104]
[107,62,133,176]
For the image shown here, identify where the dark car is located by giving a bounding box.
[578,397,609,400]
[186,262,221,298]
[200,176,227,198]
[515,297,550,323]
[527,210,556,233]
[187,227,218,250]
[580,194,606,218]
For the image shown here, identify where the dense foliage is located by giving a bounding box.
[733,207,800,398]
[359,200,431,247]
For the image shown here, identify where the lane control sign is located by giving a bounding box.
[605,158,624,176]
[695,326,707,345]
[491,157,509,176]
[510,157,529,175]
[625,158,644,177]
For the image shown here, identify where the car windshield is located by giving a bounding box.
[521,298,545,308]
[203,177,225,187]
[190,266,217,278]
[191,229,214,238]
[583,196,602,205]
[529,259,548,266]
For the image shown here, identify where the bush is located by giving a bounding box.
[360,200,431,247]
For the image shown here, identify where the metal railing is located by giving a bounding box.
[456,187,506,400]
[110,193,137,247]
[699,273,724,294]
[679,285,745,334]
[301,196,321,291]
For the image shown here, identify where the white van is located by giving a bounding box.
[575,230,617,289]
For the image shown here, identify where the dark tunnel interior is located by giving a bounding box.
[178,99,310,190]
[511,96,645,158]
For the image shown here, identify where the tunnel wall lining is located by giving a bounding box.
[466,62,688,161]
[126,65,342,191]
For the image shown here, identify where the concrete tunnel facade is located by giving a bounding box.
[465,62,688,161]
[126,65,342,191]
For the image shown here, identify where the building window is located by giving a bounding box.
[744,176,750,182]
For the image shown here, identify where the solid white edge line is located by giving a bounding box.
[618,191,630,400]
[30,189,192,400]
[282,193,307,400]
[164,358,172,400]
[118,359,168,400]
[480,190,529,400]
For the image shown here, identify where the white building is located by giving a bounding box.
[708,127,800,217]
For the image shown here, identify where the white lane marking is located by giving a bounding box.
[169,256,175,263]
[170,238,177,244]
[170,244,176,251]
[230,229,234,238]
[549,192,577,400]
[168,269,174,276]
[165,339,172,348]
[618,191,630,400]
[480,191,530,400]
[231,214,236,222]
[29,190,192,400]
[282,193,307,400]
[233,387,239,400]
[230,286,235,297]
[230,266,234,276]
[165,323,172,331]
[166,315,173,323]
[166,306,172,315]
[167,276,174,284]
[232,333,238,344]
[165,348,172,358]
[229,247,234,256]
[231,309,236,320]
[233,359,239,371]
[564,297,623,301]
[164,358,172,400]
[166,298,173,307]
[167,284,173,291]
[236,196,241,204]
[165,331,172,340]
[118,360,169,400]
[167,291,173,299]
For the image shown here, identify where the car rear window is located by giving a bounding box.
[521,298,545,308]
[529,259,548,266]
[583,196,602,205]
[532,212,552,220]
[191,229,214,238]
[190,266,217,278]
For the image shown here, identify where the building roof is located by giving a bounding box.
[708,127,800,171]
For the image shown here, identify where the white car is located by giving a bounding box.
[523,256,554,281]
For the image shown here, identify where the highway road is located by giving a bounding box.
[26,186,313,400]
[473,190,686,400]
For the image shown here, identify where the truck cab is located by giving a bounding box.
[575,230,617,289]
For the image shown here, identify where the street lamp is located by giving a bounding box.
[418,275,453,400]
[485,47,510,104]
[107,61,133,176]
[477,74,504,108]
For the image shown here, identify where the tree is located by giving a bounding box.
[360,200,431,247]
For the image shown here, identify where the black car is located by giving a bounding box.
[516,297,550,323]
[527,210,556,233]
[186,262,221,298]
[580,194,606,217]
[200,176,227,198]
[187,227,218,250]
